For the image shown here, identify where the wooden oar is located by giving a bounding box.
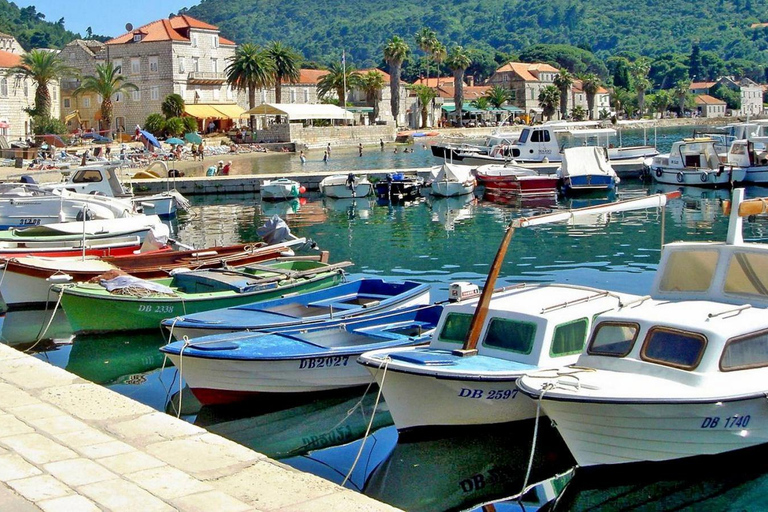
[455,191,681,356]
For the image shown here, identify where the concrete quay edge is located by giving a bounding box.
[0,343,401,512]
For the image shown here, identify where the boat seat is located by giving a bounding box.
[172,270,277,294]
[307,293,388,310]
[388,351,456,366]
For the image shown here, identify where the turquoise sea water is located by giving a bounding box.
[6,125,768,510]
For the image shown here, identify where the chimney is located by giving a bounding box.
[466,76,474,87]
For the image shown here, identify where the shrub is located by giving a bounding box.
[182,116,198,134]
[32,116,67,135]
[161,93,185,119]
[144,113,166,136]
[165,117,185,137]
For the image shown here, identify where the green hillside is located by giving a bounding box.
[0,1,82,50]
[181,0,768,81]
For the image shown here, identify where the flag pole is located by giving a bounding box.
[342,50,347,125]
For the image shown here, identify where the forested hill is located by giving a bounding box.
[181,0,768,74]
[0,1,82,50]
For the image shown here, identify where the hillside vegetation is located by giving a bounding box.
[0,1,83,50]
[181,0,768,77]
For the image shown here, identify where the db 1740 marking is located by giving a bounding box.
[299,355,349,370]
[458,388,518,400]
[701,415,750,429]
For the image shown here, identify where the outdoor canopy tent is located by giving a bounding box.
[244,103,354,121]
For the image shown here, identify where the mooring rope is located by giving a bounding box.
[518,382,554,503]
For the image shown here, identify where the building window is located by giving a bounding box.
[149,56,158,73]
[114,92,122,103]
[290,88,296,103]
[212,58,218,73]
[63,98,71,108]
[0,78,7,97]
[131,90,140,101]
[193,57,199,73]
[133,34,142,42]
[113,59,122,74]
[52,88,57,101]
[213,88,220,100]
[261,90,267,102]
[304,88,309,102]
[178,57,185,74]
[131,58,140,74]
[226,86,233,100]
[150,86,159,100]
[23,81,28,96]
[83,97,91,108]
[213,35,218,48]
[192,34,198,47]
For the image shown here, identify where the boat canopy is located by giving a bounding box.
[559,147,615,177]
[431,162,474,183]
[244,103,354,121]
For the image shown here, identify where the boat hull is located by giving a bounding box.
[59,271,343,333]
[561,175,617,194]
[261,180,301,201]
[374,181,422,202]
[532,396,768,467]
[477,174,558,196]
[320,183,372,199]
[429,181,474,198]
[650,166,746,187]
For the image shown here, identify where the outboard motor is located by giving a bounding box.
[19,175,36,184]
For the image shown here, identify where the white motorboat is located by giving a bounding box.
[318,173,372,198]
[0,214,165,242]
[0,182,136,230]
[51,163,189,218]
[357,192,678,433]
[357,282,637,432]
[261,178,303,201]
[648,138,747,187]
[428,162,476,197]
[430,131,519,160]
[557,146,620,195]
[518,188,768,467]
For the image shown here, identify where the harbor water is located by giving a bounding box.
[5,125,768,510]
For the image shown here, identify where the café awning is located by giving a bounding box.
[244,103,354,121]
[211,104,247,119]
[184,104,225,119]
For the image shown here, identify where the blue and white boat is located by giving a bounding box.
[557,146,620,195]
[159,304,443,405]
[161,278,431,340]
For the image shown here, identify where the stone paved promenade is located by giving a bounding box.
[0,343,399,511]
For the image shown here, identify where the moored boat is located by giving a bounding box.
[428,163,476,197]
[318,173,372,198]
[374,173,424,202]
[557,146,620,195]
[517,188,768,467]
[55,258,351,333]
[261,178,303,201]
[159,304,443,404]
[648,138,746,187]
[162,278,431,340]
[475,162,558,197]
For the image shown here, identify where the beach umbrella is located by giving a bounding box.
[184,132,202,145]
[139,130,161,148]
[166,137,185,146]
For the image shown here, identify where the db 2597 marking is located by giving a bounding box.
[458,388,518,400]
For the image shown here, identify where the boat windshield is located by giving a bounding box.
[519,129,529,144]
[658,250,719,293]
[721,329,768,371]
[724,252,768,299]
[640,327,706,370]
[483,318,537,354]
[587,322,639,357]
[437,312,473,344]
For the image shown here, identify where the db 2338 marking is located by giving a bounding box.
[701,415,751,429]
[298,355,349,369]
[458,388,518,400]
[137,304,174,314]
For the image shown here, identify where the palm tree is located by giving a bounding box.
[431,41,447,81]
[611,87,631,118]
[538,85,560,121]
[358,70,387,124]
[265,41,301,104]
[6,49,74,118]
[225,43,275,129]
[414,28,437,83]
[673,79,692,116]
[73,61,137,132]
[630,58,651,117]
[484,85,510,108]
[161,93,184,119]
[383,36,409,126]
[445,46,471,127]
[317,63,360,107]
[409,84,437,128]
[581,73,601,120]
[553,69,574,120]
[650,90,671,117]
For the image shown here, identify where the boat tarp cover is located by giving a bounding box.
[432,162,474,182]
[560,147,616,178]
[100,275,174,295]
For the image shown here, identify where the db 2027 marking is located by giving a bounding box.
[701,415,750,429]
[299,355,349,370]
[458,388,518,400]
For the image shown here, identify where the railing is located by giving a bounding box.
[187,72,226,83]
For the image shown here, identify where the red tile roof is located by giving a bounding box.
[358,68,392,82]
[572,79,609,94]
[689,81,717,90]
[436,85,490,100]
[695,94,726,105]
[0,50,22,68]
[107,15,234,45]
[412,76,452,87]
[495,62,559,81]
[284,69,329,85]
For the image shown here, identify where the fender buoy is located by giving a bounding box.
[655,168,663,178]
[676,172,684,183]
[700,172,708,183]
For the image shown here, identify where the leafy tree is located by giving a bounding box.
[225,43,274,129]
[446,45,471,127]
[383,35,409,126]
[611,87,632,117]
[317,62,360,107]
[649,90,671,115]
[266,41,302,104]
[165,117,185,137]
[144,113,166,135]
[484,85,510,108]
[161,93,184,119]
[689,41,702,80]
[409,84,437,128]
[471,97,489,110]
[358,69,386,124]
[5,49,74,118]
[414,28,437,81]
[538,85,560,121]
[630,58,652,116]
[649,53,689,89]
[710,82,741,110]
[518,44,608,79]
[581,73,601,120]
[31,115,67,135]
[606,56,632,89]
[73,61,137,131]
[571,105,587,121]
[553,69,574,120]
[673,80,692,115]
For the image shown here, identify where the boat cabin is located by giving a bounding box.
[56,166,131,198]
[726,140,768,168]
[426,283,637,368]
[654,138,722,170]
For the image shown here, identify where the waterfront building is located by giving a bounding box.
[485,62,559,122]
[694,94,727,118]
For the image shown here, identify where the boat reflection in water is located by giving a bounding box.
[261,197,302,218]
[174,387,392,460]
[547,443,768,511]
[0,308,73,346]
[322,196,375,220]
[651,183,731,227]
[481,188,558,209]
[284,420,574,512]
[427,194,477,232]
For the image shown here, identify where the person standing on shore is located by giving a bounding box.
[323,150,328,163]
[380,138,384,151]
[300,150,306,164]
[326,143,331,157]
[358,143,363,157]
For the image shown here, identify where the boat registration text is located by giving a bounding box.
[298,355,349,369]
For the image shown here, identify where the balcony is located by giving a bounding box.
[61,80,80,91]
[187,72,227,85]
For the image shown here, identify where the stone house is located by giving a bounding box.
[571,80,611,120]
[689,81,717,95]
[346,68,403,126]
[485,62,559,121]
[694,94,727,117]
[59,39,108,132]
[62,15,244,135]
[0,33,60,141]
